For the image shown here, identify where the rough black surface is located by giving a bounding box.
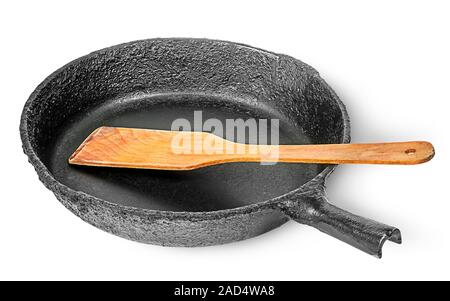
[20,38,400,257]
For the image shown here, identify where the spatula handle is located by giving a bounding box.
[270,141,434,165]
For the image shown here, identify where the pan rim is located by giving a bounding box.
[20,37,351,219]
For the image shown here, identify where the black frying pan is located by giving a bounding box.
[20,38,401,258]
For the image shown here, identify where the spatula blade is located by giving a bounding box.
[68,126,234,170]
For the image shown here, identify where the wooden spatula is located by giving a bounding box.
[68,126,434,170]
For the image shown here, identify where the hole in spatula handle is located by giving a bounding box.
[405,148,416,155]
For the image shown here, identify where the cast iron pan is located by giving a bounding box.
[20,38,401,258]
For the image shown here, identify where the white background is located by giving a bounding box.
[1,0,448,280]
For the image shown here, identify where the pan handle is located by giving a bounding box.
[279,193,402,258]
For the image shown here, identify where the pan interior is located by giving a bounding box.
[46,93,324,212]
